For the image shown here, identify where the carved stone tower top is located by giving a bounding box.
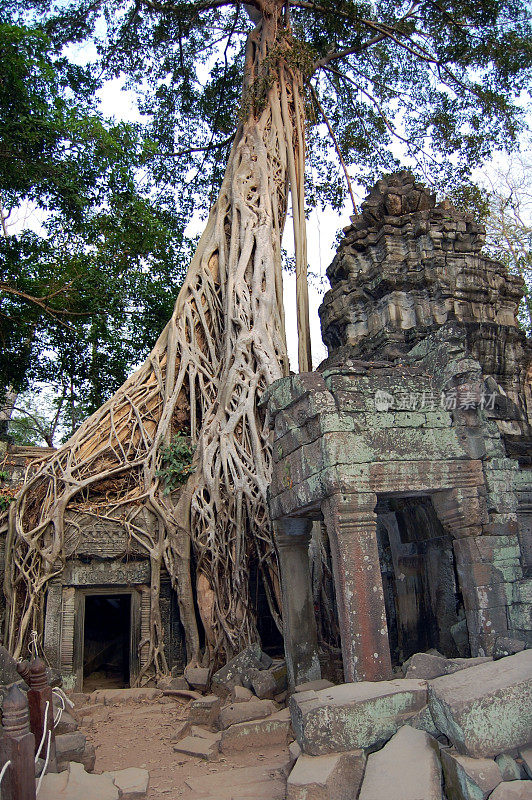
[319,171,531,435]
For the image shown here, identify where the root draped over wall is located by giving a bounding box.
[3,13,311,676]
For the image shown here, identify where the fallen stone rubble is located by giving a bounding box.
[285,649,532,800]
[17,643,532,799]
[167,645,531,799]
[38,761,150,800]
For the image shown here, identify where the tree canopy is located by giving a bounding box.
[3,0,530,424]
[7,0,530,212]
[481,151,532,334]
[0,17,189,421]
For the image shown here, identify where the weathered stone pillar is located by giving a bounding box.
[43,579,62,668]
[276,518,321,690]
[321,492,393,682]
[432,487,512,656]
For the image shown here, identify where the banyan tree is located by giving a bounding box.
[3,0,530,676]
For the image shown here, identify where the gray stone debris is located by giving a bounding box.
[428,650,532,757]
[211,643,265,696]
[170,720,191,742]
[251,662,287,699]
[496,753,522,781]
[230,685,255,703]
[157,674,189,691]
[184,666,210,692]
[404,652,491,681]
[450,620,470,658]
[56,732,96,773]
[405,705,441,739]
[284,740,302,776]
[55,710,79,736]
[287,749,366,800]
[188,694,221,726]
[219,707,292,754]
[217,698,277,730]
[493,636,527,660]
[38,762,120,800]
[520,747,532,779]
[440,748,502,800]
[358,726,442,800]
[104,768,150,800]
[290,679,427,755]
[488,781,532,799]
[173,731,221,760]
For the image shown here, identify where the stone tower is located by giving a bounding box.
[264,173,532,688]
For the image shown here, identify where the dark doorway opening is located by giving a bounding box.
[250,561,284,656]
[83,594,131,690]
[376,495,465,666]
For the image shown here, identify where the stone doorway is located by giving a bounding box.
[65,587,142,691]
[83,593,131,690]
[376,495,464,666]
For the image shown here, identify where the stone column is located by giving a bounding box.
[276,518,321,691]
[321,492,393,682]
[433,487,510,656]
[43,580,62,669]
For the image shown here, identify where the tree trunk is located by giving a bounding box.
[4,8,310,670]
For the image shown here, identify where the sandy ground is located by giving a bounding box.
[74,693,289,800]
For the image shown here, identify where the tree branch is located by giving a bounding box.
[0,285,92,324]
[140,0,245,14]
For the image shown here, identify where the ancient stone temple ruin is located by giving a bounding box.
[0,446,186,690]
[263,172,532,689]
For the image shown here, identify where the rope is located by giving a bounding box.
[0,760,12,785]
[36,730,51,795]
[53,688,74,710]
[53,690,65,727]
[28,630,39,660]
[34,700,50,763]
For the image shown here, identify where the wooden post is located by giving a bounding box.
[16,661,30,687]
[0,684,36,800]
[27,657,57,772]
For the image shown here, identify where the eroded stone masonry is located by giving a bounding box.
[263,172,532,689]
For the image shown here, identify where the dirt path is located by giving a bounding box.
[74,693,289,800]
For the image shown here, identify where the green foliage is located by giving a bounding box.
[0,16,189,419]
[0,470,14,513]
[157,434,196,495]
[0,495,13,513]
[5,0,527,224]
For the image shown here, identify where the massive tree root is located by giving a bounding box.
[3,16,309,675]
